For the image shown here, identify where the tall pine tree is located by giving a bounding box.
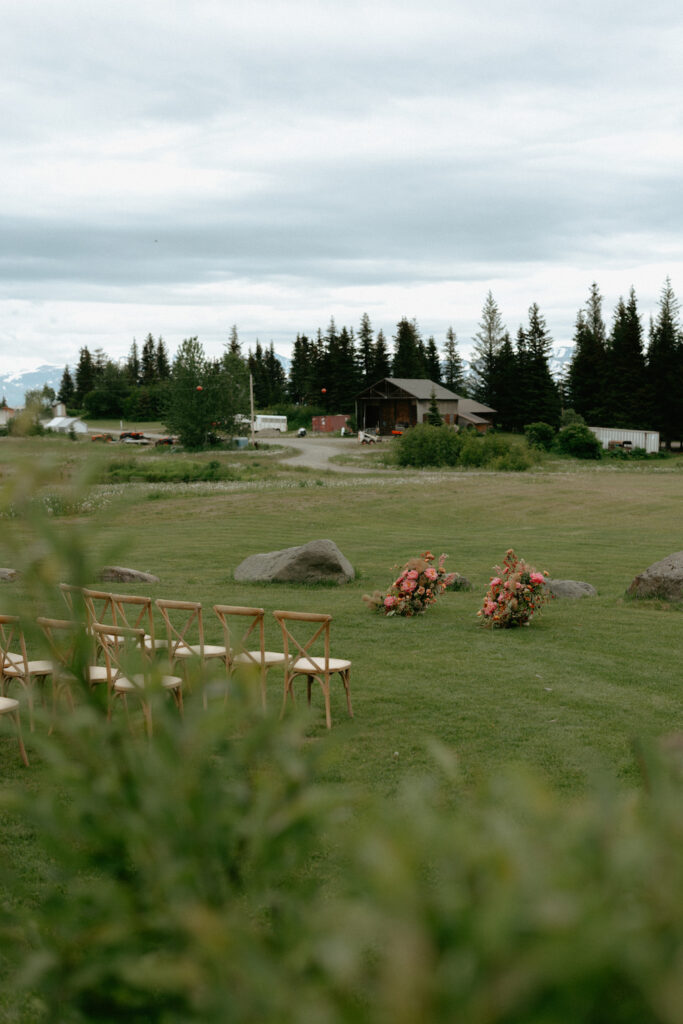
[443,327,466,394]
[604,288,647,427]
[392,318,425,378]
[647,277,683,447]
[567,283,607,422]
[470,291,506,405]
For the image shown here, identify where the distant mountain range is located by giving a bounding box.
[0,348,572,408]
[0,364,64,408]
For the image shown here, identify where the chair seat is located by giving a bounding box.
[291,656,351,674]
[114,674,182,693]
[4,659,53,678]
[233,650,287,667]
[143,637,168,650]
[0,695,20,713]
[3,651,24,666]
[172,644,227,659]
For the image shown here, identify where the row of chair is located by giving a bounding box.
[0,587,354,761]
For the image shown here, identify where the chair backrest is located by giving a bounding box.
[109,593,156,644]
[91,622,147,685]
[213,605,265,668]
[272,610,332,668]
[82,589,117,631]
[59,583,88,618]
[155,599,205,657]
[0,613,28,675]
[37,617,95,679]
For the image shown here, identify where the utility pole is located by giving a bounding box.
[249,373,255,446]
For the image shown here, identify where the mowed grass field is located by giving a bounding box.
[1,436,683,795]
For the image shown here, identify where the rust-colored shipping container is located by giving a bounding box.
[312,414,351,433]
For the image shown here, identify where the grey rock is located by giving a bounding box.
[0,568,19,582]
[98,566,160,584]
[546,579,597,599]
[627,551,683,600]
[446,573,472,592]
[234,539,354,585]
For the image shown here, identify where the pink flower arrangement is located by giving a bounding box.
[478,549,551,628]
[363,551,456,617]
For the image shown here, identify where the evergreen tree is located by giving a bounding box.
[493,332,519,431]
[126,340,140,386]
[647,277,683,447]
[74,347,96,406]
[470,291,506,405]
[443,327,466,394]
[140,334,157,385]
[521,304,561,427]
[228,324,241,356]
[57,366,75,407]
[156,337,171,380]
[263,344,287,405]
[248,341,269,408]
[357,313,374,385]
[288,334,313,404]
[604,288,648,427]
[567,283,607,422]
[427,389,443,425]
[392,318,425,378]
[424,336,442,383]
[371,329,392,382]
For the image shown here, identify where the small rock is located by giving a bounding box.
[546,579,597,599]
[98,566,160,584]
[0,568,19,582]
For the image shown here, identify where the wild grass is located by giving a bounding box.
[2,436,683,795]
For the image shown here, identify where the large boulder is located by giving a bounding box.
[627,552,683,600]
[234,539,354,585]
[98,566,160,585]
[546,579,597,599]
[0,568,19,582]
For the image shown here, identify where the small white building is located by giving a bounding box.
[45,416,89,435]
[0,406,17,427]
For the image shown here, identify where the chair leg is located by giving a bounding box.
[10,710,29,767]
[323,678,332,729]
[341,670,353,718]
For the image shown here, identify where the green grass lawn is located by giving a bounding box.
[2,436,683,795]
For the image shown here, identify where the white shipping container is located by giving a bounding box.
[588,426,660,453]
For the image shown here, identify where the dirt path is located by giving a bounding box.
[276,435,380,473]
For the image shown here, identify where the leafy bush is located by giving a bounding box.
[555,423,603,459]
[525,421,556,451]
[560,407,586,428]
[396,425,534,470]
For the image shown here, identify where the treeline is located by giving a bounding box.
[471,279,683,446]
[55,316,469,420]
[54,278,683,447]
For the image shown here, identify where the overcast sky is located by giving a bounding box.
[2,0,683,373]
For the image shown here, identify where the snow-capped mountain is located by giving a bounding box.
[549,345,573,378]
[0,365,63,408]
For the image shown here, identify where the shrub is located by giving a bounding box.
[555,423,603,459]
[525,421,556,451]
[396,425,533,471]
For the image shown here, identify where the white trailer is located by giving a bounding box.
[238,414,287,433]
[588,426,660,453]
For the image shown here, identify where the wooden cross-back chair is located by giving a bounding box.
[213,605,286,708]
[37,616,109,693]
[92,622,183,737]
[272,610,353,729]
[0,614,54,732]
[155,599,228,669]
